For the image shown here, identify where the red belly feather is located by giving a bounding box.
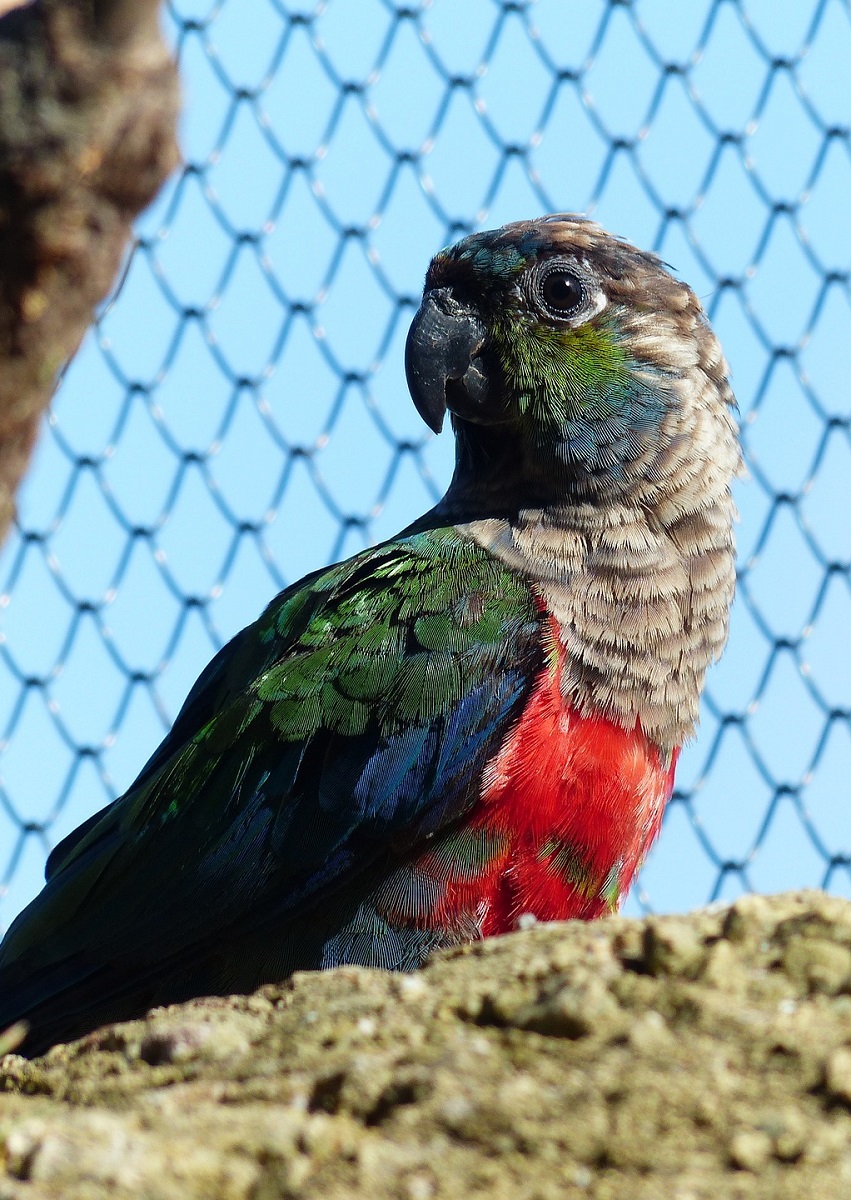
[431,617,677,932]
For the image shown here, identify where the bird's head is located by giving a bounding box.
[406,214,740,514]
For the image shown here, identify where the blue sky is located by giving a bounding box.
[1,0,850,931]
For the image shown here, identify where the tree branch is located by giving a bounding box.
[0,0,180,545]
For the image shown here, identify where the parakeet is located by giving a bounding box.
[0,215,740,1057]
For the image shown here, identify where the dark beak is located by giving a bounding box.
[405,288,489,433]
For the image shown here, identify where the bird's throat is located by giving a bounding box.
[456,498,735,757]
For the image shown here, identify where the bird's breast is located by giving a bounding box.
[421,623,677,933]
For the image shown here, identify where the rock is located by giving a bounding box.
[4,891,851,1197]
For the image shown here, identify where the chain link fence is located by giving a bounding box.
[1,0,850,932]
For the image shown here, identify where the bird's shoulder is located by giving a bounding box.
[247,525,542,736]
[44,526,542,883]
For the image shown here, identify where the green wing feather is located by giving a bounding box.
[0,527,542,1049]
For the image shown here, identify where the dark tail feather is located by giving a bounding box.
[0,956,162,1057]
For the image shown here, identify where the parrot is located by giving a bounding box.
[0,214,740,1057]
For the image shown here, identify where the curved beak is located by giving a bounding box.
[405,288,489,433]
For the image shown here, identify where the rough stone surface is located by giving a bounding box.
[0,0,179,545]
[3,890,851,1198]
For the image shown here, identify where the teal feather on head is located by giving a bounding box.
[412,214,729,508]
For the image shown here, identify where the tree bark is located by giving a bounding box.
[0,0,180,545]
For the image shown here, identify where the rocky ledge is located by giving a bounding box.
[3,890,851,1199]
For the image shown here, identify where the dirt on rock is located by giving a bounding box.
[3,890,851,1198]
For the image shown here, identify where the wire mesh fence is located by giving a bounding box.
[1,0,850,933]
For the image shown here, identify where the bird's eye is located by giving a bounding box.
[538,266,585,319]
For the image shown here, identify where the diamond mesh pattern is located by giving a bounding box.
[2,0,850,931]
